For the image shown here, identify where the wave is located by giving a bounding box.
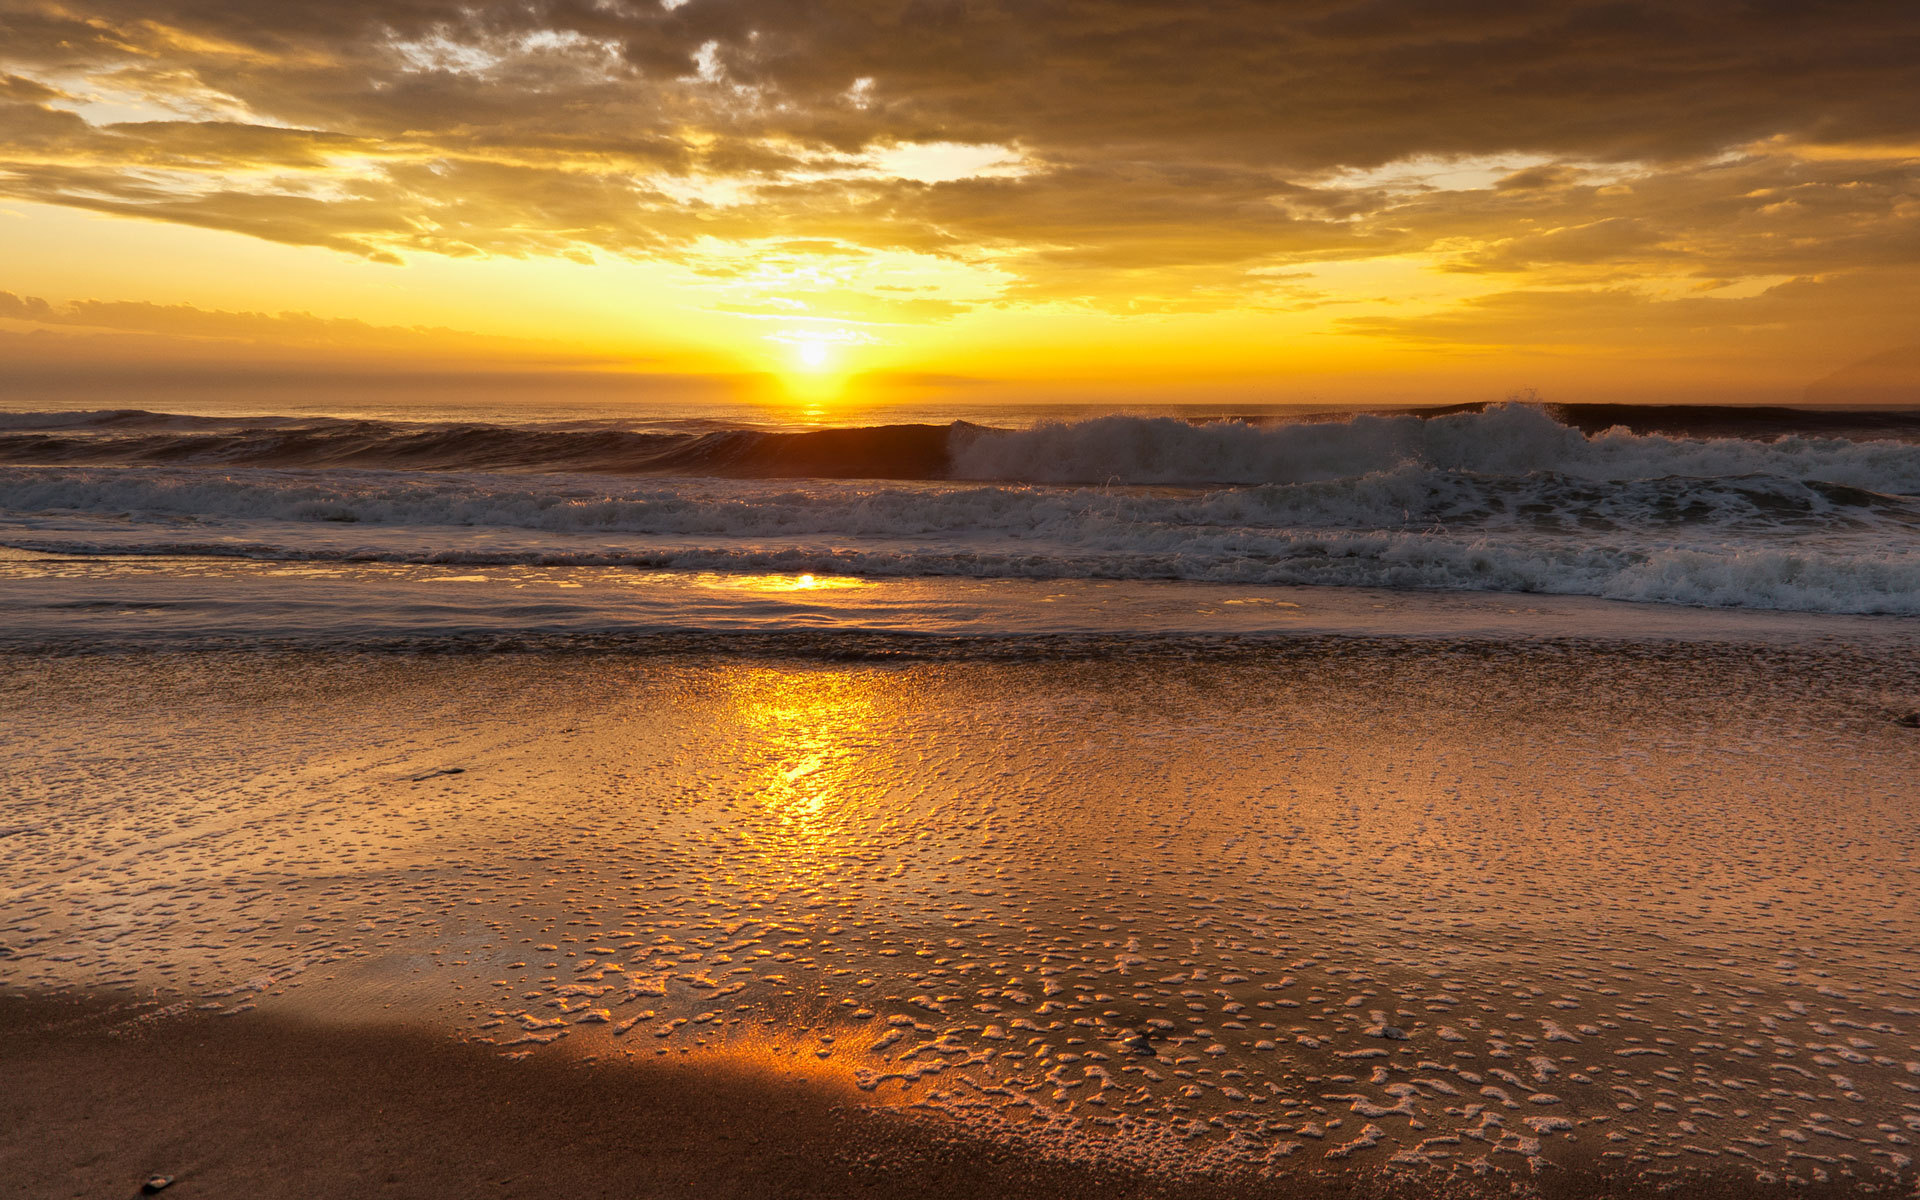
[3,404,1919,615]
[949,404,1920,490]
[4,452,1917,535]
[0,408,294,432]
[3,402,1919,487]
[0,415,962,479]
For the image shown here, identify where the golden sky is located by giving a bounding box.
[2,0,1918,409]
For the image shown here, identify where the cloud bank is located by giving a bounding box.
[3,0,1917,360]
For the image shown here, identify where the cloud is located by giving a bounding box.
[1804,344,1920,404]
[0,288,625,361]
[0,0,1917,315]
[1494,165,1583,192]
[0,290,753,404]
[1447,217,1674,273]
[0,291,57,320]
[1335,271,1920,363]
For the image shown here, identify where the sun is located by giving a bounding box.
[768,327,865,407]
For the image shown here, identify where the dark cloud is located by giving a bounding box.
[9,2,1918,158]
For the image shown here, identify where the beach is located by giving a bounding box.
[11,0,1920,1188]
[5,596,1918,1197]
[10,0,1920,1190]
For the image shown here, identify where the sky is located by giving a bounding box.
[2,0,1919,411]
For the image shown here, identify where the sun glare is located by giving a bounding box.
[769,326,873,389]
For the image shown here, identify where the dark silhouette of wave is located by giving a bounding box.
[0,418,970,479]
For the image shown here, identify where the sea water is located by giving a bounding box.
[2,400,1919,625]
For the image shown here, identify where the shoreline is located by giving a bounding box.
[4,552,1920,654]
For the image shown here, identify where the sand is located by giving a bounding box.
[3,993,1887,1200]
[4,638,1919,1198]
[1,993,1163,1200]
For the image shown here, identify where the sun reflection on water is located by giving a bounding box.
[693,571,867,594]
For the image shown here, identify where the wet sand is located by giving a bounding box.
[2,993,1157,1200]
[4,638,1919,1197]
[6,993,1889,1200]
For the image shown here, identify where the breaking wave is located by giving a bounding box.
[952,404,1920,490]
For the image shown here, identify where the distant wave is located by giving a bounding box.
[0,413,961,479]
[3,402,1919,485]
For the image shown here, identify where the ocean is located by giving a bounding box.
[1,400,1918,648]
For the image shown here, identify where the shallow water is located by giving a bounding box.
[6,552,1918,650]
[4,637,1918,1190]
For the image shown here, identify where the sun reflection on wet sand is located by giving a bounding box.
[732,668,883,828]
